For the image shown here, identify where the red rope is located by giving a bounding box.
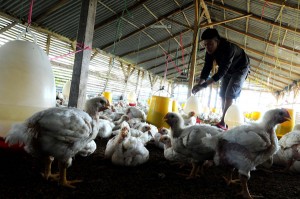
[50,42,91,61]
[27,0,34,26]
[261,0,271,19]
[163,51,183,74]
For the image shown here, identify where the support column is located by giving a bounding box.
[68,0,97,109]
[187,0,201,97]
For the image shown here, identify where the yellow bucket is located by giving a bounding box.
[172,100,178,113]
[276,108,295,138]
[102,91,112,104]
[251,111,261,121]
[146,96,172,128]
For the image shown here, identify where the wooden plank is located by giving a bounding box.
[68,0,97,109]
[188,0,200,97]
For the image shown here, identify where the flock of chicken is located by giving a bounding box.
[4,96,300,199]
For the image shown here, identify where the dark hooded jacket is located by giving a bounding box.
[200,38,250,82]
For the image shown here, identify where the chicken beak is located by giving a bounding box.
[284,109,292,121]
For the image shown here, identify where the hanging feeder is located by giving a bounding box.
[146,88,172,128]
[0,28,56,138]
[102,91,112,105]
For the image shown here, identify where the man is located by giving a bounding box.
[192,28,250,130]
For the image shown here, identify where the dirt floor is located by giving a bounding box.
[0,138,299,199]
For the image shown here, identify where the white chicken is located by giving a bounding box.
[182,111,197,126]
[202,108,291,199]
[105,122,149,166]
[125,106,146,121]
[274,124,300,171]
[154,127,170,149]
[5,107,104,188]
[164,112,223,178]
[97,119,115,138]
[159,134,191,163]
[84,96,110,119]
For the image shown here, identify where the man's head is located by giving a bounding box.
[201,28,220,54]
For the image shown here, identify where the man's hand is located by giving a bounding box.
[192,82,208,94]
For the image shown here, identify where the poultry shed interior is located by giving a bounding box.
[0,0,300,198]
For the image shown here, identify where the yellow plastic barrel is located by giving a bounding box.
[102,91,112,104]
[251,111,261,121]
[146,96,172,128]
[172,100,178,113]
[276,108,295,138]
[147,97,152,106]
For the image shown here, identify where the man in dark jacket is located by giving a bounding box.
[192,28,250,130]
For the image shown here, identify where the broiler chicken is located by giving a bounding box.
[105,121,149,166]
[84,96,110,120]
[5,107,104,188]
[275,124,300,171]
[164,112,223,178]
[182,111,197,126]
[154,127,170,149]
[202,108,291,199]
[159,134,191,163]
[125,107,146,121]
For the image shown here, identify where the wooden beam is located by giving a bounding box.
[68,0,97,109]
[263,0,300,10]
[199,14,252,28]
[247,76,278,91]
[100,2,193,50]
[200,0,212,27]
[46,35,51,55]
[249,55,300,78]
[220,24,300,56]
[94,0,149,31]
[0,21,17,34]
[204,0,300,35]
[34,0,70,23]
[234,41,300,69]
[188,0,200,97]
[119,28,190,57]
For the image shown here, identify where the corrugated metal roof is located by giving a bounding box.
[1,0,300,93]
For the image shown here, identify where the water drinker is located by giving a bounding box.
[0,39,56,137]
[127,91,137,105]
[62,80,71,101]
[172,100,179,113]
[183,96,201,115]
[224,104,244,129]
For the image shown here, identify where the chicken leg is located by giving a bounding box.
[223,168,240,185]
[41,156,59,181]
[238,174,252,199]
[58,161,82,188]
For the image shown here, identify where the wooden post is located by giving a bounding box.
[187,0,200,97]
[68,0,97,109]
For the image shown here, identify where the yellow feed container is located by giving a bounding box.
[276,108,295,138]
[146,96,172,128]
[172,100,178,113]
[251,111,261,121]
[102,91,112,104]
